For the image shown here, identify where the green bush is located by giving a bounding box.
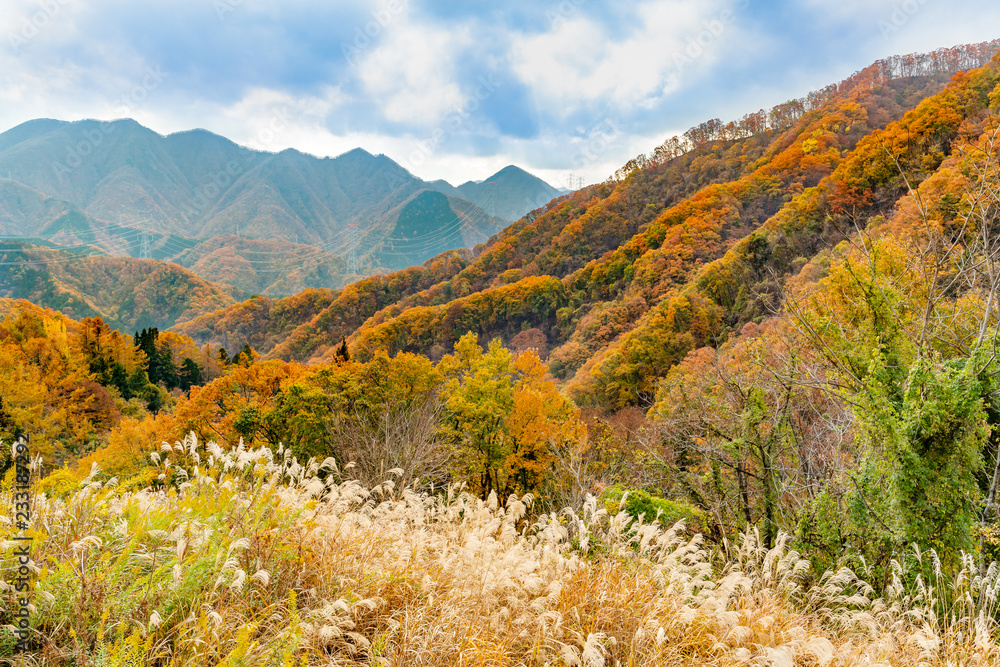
[599,484,707,533]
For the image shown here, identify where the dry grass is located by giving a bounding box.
[2,434,1000,666]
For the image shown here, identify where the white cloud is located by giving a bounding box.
[510,0,728,112]
[798,0,898,21]
[3,0,79,51]
[356,15,469,126]
[219,86,346,151]
[874,4,1000,55]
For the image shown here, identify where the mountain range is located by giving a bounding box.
[170,40,1000,406]
[1,41,998,386]
[0,118,560,297]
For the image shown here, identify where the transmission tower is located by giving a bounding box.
[346,223,359,274]
[139,231,152,259]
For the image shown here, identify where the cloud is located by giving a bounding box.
[511,0,724,112]
[219,86,345,151]
[1,0,1000,187]
[356,18,468,126]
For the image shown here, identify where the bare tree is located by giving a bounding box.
[329,393,452,490]
[650,322,857,548]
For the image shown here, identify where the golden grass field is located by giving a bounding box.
[3,435,1000,666]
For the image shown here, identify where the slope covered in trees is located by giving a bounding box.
[0,242,236,331]
[173,249,473,361]
[0,299,224,475]
[578,47,1000,407]
[177,42,1000,398]
[171,235,352,298]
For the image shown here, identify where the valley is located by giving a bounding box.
[3,25,1000,666]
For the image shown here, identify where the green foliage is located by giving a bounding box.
[599,484,707,533]
[335,337,350,363]
[438,332,584,501]
[873,354,990,558]
[134,328,174,386]
[232,342,256,366]
[178,357,202,391]
[801,351,995,577]
[439,335,517,496]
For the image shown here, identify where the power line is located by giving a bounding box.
[346,224,359,275]
[0,176,517,281]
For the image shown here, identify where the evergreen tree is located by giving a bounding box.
[233,343,256,366]
[134,327,179,388]
[178,358,203,392]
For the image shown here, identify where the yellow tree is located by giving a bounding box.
[440,333,585,502]
[173,360,308,446]
[0,309,110,470]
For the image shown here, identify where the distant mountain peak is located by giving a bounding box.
[491,164,530,178]
[166,127,237,142]
[338,147,375,159]
[7,118,68,133]
[454,165,561,220]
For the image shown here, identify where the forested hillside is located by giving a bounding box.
[8,39,1000,666]
[0,299,224,471]
[0,242,236,331]
[180,42,1000,398]
[170,235,352,297]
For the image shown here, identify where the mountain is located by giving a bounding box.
[170,235,351,298]
[0,121,513,285]
[367,190,511,270]
[0,241,235,331]
[171,40,1000,406]
[0,178,119,246]
[455,165,563,220]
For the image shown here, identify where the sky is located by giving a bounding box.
[2,0,1000,190]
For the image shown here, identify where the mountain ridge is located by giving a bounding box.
[0,120,559,296]
[170,40,1000,403]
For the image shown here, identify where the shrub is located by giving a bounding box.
[599,484,708,533]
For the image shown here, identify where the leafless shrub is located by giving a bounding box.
[329,393,451,490]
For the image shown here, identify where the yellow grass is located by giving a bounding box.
[2,434,1000,665]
